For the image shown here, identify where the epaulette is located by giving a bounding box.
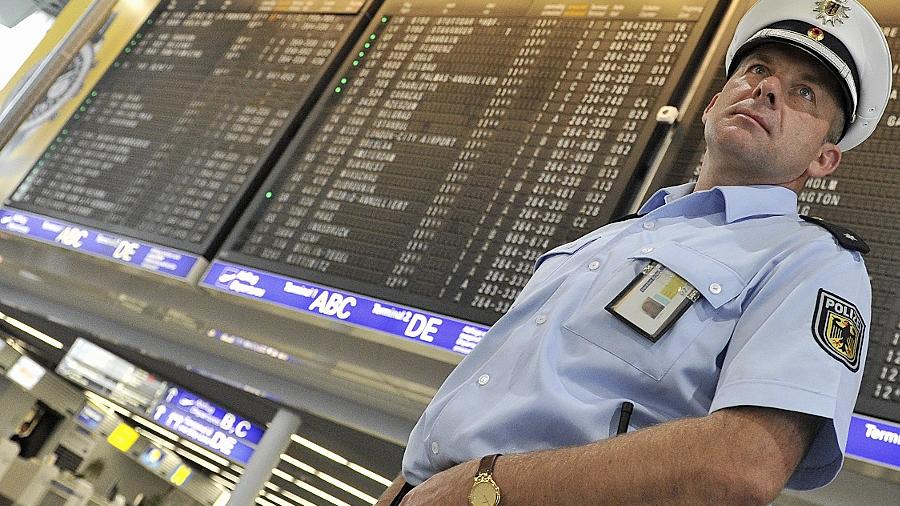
[800,215,870,254]
[606,212,644,225]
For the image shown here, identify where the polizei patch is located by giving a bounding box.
[812,289,864,371]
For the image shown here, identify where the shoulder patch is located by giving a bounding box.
[811,289,865,372]
[800,215,870,254]
[606,212,644,225]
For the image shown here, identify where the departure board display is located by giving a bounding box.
[221,0,723,325]
[647,1,900,424]
[6,0,374,255]
[57,338,169,415]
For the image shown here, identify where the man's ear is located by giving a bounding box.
[701,93,720,124]
[806,143,842,178]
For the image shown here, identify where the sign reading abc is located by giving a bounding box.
[202,261,489,355]
[149,386,262,464]
[0,208,200,279]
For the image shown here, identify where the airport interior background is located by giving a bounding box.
[0,0,897,504]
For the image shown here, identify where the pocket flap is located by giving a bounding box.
[630,242,746,309]
[534,234,601,272]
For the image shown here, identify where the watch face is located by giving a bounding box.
[468,481,500,506]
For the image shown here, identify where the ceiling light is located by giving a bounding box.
[221,470,241,482]
[261,493,294,506]
[289,434,392,486]
[279,454,376,503]
[179,439,230,466]
[134,429,176,450]
[129,414,179,440]
[0,313,63,349]
[281,489,317,506]
[174,448,220,473]
[210,475,235,491]
[270,468,351,506]
[212,489,231,506]
[83,391,130,417]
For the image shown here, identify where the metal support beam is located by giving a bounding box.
[227,408,301,506]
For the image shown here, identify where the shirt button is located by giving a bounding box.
[478,374,490,386]
[431,441,440,455]
[709,283,722,295]
[588,260,600,270]
[535,315,547,324]
[640,247,654,254]
[642,221,655,230]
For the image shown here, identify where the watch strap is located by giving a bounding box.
[476,454,501,476]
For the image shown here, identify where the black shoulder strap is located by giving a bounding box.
[800,215,870,254]
[606,212,644,225]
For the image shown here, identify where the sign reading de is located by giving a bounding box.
[149,386,263,464]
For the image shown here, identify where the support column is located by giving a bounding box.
[227,408,301,506]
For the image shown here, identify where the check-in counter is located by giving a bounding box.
[0,454,60,506]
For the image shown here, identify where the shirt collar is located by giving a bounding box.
[639,183,798,223]
[639,182,694,213]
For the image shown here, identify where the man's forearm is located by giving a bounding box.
[492,407,817,505]
[425,406,818,506]
[375,473,406,505]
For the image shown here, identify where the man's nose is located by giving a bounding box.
[752,76,780,108]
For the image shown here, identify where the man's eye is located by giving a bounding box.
[799,86,815,101]
[749,64,767,74]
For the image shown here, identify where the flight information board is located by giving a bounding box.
[57,338,169,415]
[647,1,900,424]
[219,0,723,325]
[6,0,374,256]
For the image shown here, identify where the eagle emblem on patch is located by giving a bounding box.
[814,0,851,26]
[812,289,864,371]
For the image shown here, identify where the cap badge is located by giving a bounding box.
[807,27,826,41]
[814,0,851,26]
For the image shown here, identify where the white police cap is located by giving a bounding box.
[726,0,892,151]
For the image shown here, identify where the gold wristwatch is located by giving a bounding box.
[468,454,502,506]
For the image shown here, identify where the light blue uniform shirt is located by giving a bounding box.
[402,183,871,490]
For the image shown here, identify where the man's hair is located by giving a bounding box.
[825,111,846,145]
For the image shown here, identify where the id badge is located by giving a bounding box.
[605,261,701,342]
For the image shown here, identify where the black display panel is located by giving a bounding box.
[220,0,725,325]
[646,0,900,423]
[7,0,377,255]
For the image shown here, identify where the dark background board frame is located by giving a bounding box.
[642,0,900,424]
[216,0,728,327]
[5,0,383,257]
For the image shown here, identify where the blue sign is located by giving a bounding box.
[75,405,104,431]
[0,208,200,280]
[160,386,264,444]
[846,414,900,470]
[149,386,262,464]
[201,261,489,356]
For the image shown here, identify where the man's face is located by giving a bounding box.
[701,43,844,186]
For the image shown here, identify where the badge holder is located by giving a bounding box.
[606,261,701,342]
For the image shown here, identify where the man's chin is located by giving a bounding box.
[712,127,765,154]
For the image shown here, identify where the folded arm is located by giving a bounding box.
[390,405,820,506]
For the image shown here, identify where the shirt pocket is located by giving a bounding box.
[562,241,747,380]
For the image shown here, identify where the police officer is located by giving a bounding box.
[378,0,892,504]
